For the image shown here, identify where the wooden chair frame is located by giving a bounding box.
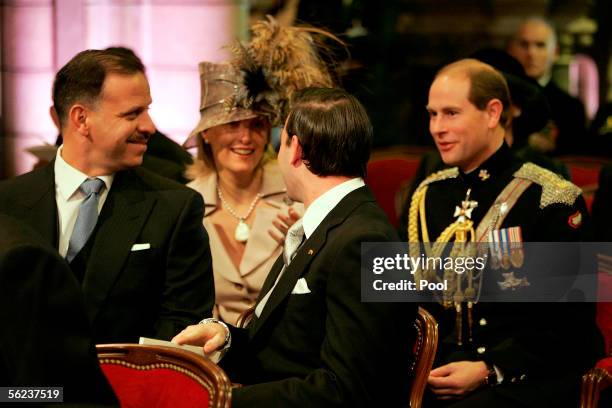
[410,306,439,408]
[581,366,612,408]
[97,343,232,408]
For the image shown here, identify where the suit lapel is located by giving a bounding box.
[249,186,374,339]
[14,164,58,246]
[82,169,156,322]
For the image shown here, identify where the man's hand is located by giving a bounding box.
[428,361,488,400]
[172,323,227,354]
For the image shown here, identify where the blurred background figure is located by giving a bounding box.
[184,17,339,326]
[508,17,588,156]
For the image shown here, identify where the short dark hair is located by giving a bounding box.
[437,59,511,128]
[52,48,145,128]
[285,87,372,178]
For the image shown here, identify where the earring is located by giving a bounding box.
[204,138,210,144]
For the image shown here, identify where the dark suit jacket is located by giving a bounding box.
[543,81,587,155]
[592,164,612,242]
[0,214,117,404]
[0,163,214,343]
[221,186,417,407]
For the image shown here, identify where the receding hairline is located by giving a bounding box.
[515,17,557,44]
[435,58,500,83]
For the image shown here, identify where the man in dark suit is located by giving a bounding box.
[0,49,214,343]
[174,88,417,407]
[0,214,117,404]
[508,17,587,156]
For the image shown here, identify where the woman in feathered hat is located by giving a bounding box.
[184,18,337,326]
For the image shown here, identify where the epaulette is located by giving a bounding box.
[513,162,582,208]
[415,167,459,192]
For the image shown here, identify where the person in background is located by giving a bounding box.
[184,17,338,326]
[508,17,588,156]
[0,48,214,343]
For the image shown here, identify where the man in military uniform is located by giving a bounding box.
[408,59,601,407]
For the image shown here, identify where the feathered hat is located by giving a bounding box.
[184,17,341,148]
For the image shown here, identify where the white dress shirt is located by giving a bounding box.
[302,177,365,239]
[54,146,114,257]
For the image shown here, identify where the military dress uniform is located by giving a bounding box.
[407,143,602,407]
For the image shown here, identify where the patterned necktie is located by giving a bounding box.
[255,219,304,318]
[282,219,305,266]
[66,178,105,262]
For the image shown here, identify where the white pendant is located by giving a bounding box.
[234,219,250,242]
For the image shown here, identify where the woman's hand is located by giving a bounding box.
[268,207,300,244]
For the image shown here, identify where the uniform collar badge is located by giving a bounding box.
[478,169,490,181]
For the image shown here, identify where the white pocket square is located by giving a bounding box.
[131,243,151,251]
[291,278,311,294]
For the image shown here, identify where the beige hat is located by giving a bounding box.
[185,17,340,149]
[184,62,260,149]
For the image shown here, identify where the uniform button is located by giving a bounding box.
[477,346,486,354]
[234,283,244,290]
[479,318,487,326]
[520,374,526,381]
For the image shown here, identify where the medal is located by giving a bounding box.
[509,226,524,268]
[488,230,502,270]
[500,228,511,270]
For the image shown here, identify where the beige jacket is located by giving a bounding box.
[188,162,302,326]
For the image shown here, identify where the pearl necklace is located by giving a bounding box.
[216,186,263,242]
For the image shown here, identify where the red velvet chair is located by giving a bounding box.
[97,344,231,408]
[366,146,430,227]
[559,156,609,212]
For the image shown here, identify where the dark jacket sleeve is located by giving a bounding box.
[154,190,215,339]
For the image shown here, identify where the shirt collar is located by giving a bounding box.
[537,72,552,87]
[302,177,365,239]
[54,146,114,200]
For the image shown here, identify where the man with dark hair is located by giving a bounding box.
[0,49,214,343]
[0,214,117,404]
[174,87,417,407]
[51,46,193,183]
[407,59,601,407]
[283,87,372,178]
[508,17,587,155]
